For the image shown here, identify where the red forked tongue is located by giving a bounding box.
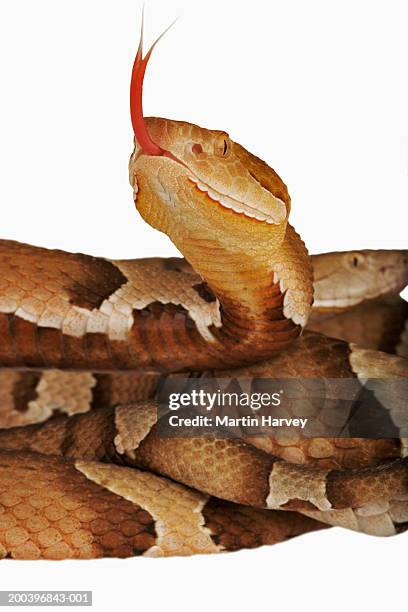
[130,11,177,155]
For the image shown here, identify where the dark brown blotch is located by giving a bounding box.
[192,282,216,303]
[64,254,127,310]
[162,257,193,274]
[202,498,263,551]
[135,302,197,329]
[0,241,127,311]
[12,372,41,413]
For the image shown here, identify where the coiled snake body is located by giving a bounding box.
[0,22,407,560]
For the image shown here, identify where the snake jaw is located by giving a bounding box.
[187,177,286,225]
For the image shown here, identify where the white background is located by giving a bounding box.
[0,0,407,610]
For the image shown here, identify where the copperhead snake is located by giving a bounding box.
[0,20,407,560]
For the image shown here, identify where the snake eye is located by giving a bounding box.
[214,135,230,158]
[346,252,365,269]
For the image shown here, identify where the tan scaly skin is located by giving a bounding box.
[309,249,408,353]
[126,21,312,361]
[0,20,407,559]
[0,25,314,374]
[1,329,408,541]
[128,116,314,361]
[312,249,408,311]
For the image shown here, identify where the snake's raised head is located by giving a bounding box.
[128,19,290,260]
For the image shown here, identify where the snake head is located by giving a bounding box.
[128,17,290,257]
[313,249,408,309]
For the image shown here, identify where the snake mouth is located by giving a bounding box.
[187,176,284,225]
[131,148,285,225]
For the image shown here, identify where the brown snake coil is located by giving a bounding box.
[0,23,408,560]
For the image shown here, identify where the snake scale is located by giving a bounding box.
[0,20,407,560]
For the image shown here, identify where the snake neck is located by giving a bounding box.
[178,224,313,363]
[189,243,280,317]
